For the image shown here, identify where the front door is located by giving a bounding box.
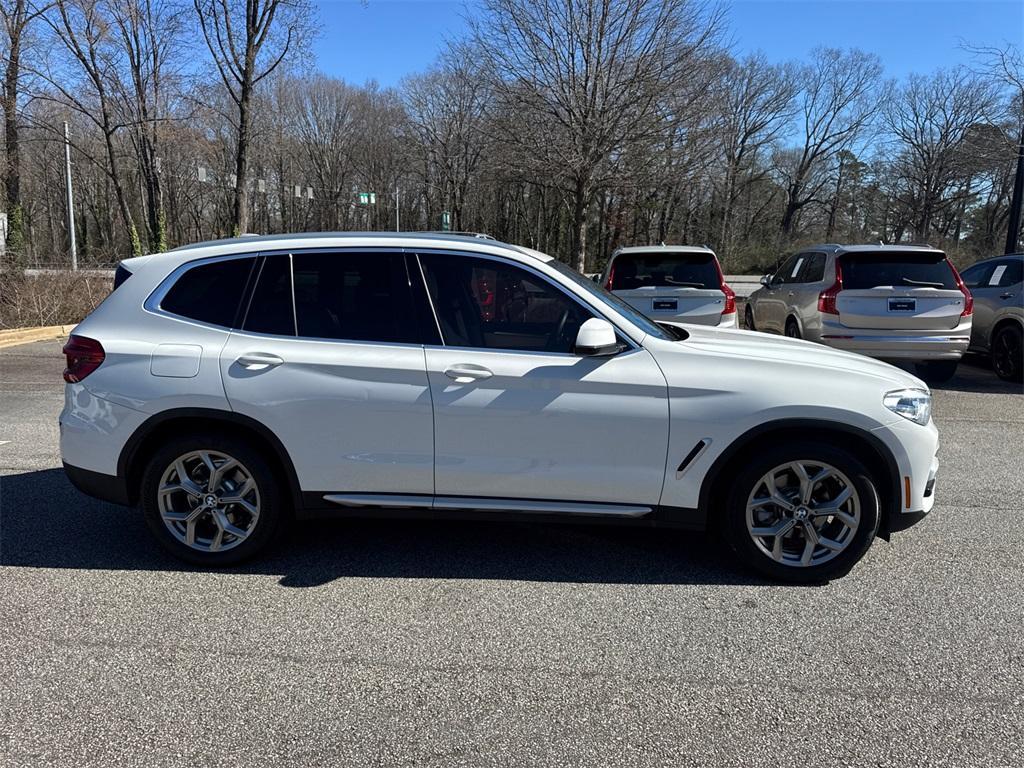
[417,251,670,508]
[220,251,434,496]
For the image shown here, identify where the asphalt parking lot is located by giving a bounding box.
[1,338,1022,767]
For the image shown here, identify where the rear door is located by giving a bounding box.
[835,251,966,330]
[608,251,725,325]
[220,250,435,497]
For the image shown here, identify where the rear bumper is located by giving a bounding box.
[812,321,971,360]
[63,462,131,507]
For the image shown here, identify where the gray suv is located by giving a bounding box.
[746,244,973,384]
[960,253,1023,382]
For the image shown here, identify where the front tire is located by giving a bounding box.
[744,305,756,331]
[140,434,283,565]
[914,360,958,384]
[722,442,880,583]
[784,318,801,339]
[992,324,1023,383]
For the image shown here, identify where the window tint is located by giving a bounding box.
[419,253,593,353]
[800,253,827,282]
[840,252,956,290]
[161,257,255,327]
[608,252,720,289]
[292,252,418,343]
[959,262,993,289]
[243,255,295,336]
[773,255,801,285]
[992,260,1022,287]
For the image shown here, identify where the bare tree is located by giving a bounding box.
[1,0,50,251]
[471,0,723,270]
[886,67,999,241]
[714,53,795,253]
[777,47,883,235]
[193,0,312,234]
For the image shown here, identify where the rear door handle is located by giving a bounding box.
[444,364,493,383]
[236,352,284,370]
[1000,292,1016,300]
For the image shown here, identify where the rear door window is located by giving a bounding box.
[291,252,419,343]
[161,257,256,328]
[609,252,719,289]
[840,252,956,290]
[242,255,295,336]
[799,253,826,283]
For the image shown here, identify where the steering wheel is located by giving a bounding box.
[547,308,571,353]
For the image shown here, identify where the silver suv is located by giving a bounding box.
[960,253,1023,382]
[746,244,973,383]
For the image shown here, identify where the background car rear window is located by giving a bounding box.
[161,257,255,327]
[291,252,418,343]
[419,254,592,353]
[840,252,956,290]
[609,252,718,290]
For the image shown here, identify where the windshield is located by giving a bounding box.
[841,252,956,290]
[546,259,674,341]
[609,252,720,289]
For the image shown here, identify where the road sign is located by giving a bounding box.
[441,211,451,231]
[358,192,376,205]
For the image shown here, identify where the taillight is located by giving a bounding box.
[947,259,973,317]
[818,259,844,315]
[62,335,105,383]
[604,263,615,291]
[713,259,736,315]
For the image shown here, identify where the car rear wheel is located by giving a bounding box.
[784,318,801,339]
[744,305,756,331]
[991,324,1023,383]
[914,360,958,384]
[140,434,283,565]
[722,442,880,583]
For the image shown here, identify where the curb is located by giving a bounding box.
[0,324,77,349]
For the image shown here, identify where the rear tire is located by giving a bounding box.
[914,360,958,384]
[784,318,801,339]
[744,305,756,331]
[140,433,284,565]
[991,324,1023,383]
[721,441,880,583]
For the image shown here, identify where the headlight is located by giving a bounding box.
[883,388,932,425]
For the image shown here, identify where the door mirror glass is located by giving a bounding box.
[760,274,773,287]
[574,318,620,356]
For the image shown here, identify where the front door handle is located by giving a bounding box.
[787,291,795,297]
[1000,292,1016,300]
[236,352,284,370]
[444,364,493,383]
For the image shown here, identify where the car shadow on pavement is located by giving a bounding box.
[0,468,769,588]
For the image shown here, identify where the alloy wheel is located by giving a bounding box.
[157,450,261,553]
[993,328,1022,381]
[745,460,860,567]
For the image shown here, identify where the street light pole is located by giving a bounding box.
[395,187,400,232]
[63,121,78,270]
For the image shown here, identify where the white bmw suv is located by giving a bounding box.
[61,233,940,582]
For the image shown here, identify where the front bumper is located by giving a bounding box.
[872,418,940,534]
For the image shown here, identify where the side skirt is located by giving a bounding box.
[299,492,704,530]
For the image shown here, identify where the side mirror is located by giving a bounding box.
[760,274,773,287]
[575,318,620,356]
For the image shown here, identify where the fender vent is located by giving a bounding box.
[676,439,711,475]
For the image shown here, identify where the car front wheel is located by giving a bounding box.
[991,324,1023,383]
[723,442,880,582]
[140,435,283,565]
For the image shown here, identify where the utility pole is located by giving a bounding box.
[395,187,400,232]
[63,121,77,270]
[1005,123,1024,255]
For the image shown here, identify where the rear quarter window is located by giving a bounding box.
[610,252,719,290]
[841,252,956,290]
[161,257,256,327]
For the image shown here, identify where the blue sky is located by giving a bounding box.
[312,0,1022,87]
